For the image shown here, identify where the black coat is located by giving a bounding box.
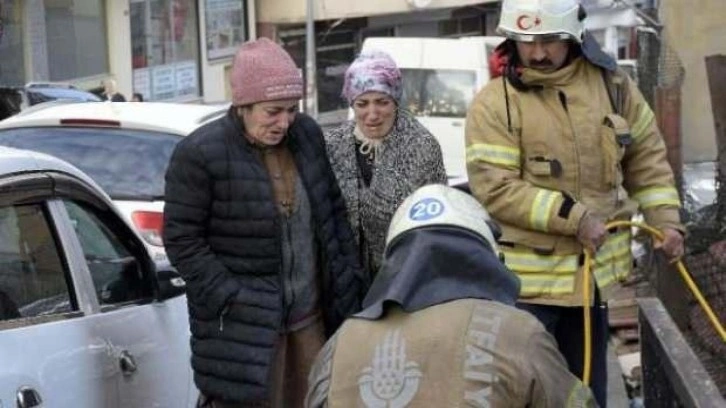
[163,109,365,402]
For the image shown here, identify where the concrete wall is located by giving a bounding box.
[102,0,133,96]
[660,0,726,162]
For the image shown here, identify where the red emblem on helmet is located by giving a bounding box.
[516,15,542,30]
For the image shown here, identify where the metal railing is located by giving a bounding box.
[639,297,725,407]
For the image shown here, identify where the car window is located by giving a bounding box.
[0,128,181,199]
[0,203,74,322]
[0,88,23,121]
[63,200,152,306]
[400,68,477,118]
[26,87,103,105]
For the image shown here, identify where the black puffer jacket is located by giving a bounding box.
[163,109,365,402]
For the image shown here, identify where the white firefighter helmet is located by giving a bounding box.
[385,184,499,253]
[497,0,585,43]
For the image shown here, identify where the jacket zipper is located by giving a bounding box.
[560,90,619,284]
[275,217,286,332]
[283,216,295,327]
[558,90,581,198]
[226,111,286,333]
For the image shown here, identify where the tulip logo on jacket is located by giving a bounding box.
[359,330,422,407]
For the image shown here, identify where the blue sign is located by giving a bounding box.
[408,198,444,221]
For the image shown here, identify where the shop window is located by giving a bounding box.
[360,27,394,42]
[131,0,201,101]
[438,15,484,38]
[317,29,356,113]
[44,0,109,81]
[1,1,110,85]
[204,0,249,61]
[280,26,357,114]
[0,1,26,85]
[439,20,458,37]
[317,43,356,113]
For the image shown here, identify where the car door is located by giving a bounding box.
[58,195,194,408]
[0,174,119,408]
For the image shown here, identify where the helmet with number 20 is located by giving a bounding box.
[497,0,586,43]
[385,185,500,254]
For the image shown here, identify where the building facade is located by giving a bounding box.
[0,0,255,103]
[256,0,500,122]
[581,0,642,60]
[660,0,726,163]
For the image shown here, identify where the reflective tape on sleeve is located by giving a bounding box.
[466,143,520,169]
[631,105,655,143]
[632,186,681,209]
[529,190,559,232]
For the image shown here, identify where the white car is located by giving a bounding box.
[0,146,195,408]
[0,101,228,261]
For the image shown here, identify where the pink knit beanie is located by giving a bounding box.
[230,38,303,106]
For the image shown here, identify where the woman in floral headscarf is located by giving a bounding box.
[324,50,447,279]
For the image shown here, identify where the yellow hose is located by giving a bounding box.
[581,220,726,386]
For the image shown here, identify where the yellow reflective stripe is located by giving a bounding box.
[593,257,632,288]
[508,231,633,295]
[529,190,559,232]
[633,186,681,209]
[466,143,520,168]
[588,231,631,286]
[502,250,579,274]
[631,105,655,142]
[594,231,631,263]
[519,274,576,295]
[566,382,594,406]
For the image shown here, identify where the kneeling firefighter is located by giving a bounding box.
[305,185,596,407]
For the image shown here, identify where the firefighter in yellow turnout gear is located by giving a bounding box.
[305,185,596,407]
[465,0,684,406]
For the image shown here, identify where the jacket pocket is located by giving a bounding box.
[500,226,556,254]
[523,142,562,181]
[601,114,630,188]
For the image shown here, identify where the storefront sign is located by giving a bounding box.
[175,60,198,96]
[152,65,176,100]
[133,68,152,101]
[205,0,248,61]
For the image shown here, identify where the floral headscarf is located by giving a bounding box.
[342,50,403,105]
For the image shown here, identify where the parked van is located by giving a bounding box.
[358,36,505,186]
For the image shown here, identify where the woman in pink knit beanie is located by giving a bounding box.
[163,37,366,408]
[229,37,304,145]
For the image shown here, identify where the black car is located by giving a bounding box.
[0,83,102,121]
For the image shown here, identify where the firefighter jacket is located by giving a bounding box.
[465,56,683,306]
[306,299,595,408]
[306,220,595,407]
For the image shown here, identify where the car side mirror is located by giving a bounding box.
[154,261,186,300]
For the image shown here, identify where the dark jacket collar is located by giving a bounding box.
[580,31,618,72]
[354,228,521,320]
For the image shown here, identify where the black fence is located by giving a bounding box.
[639,297,725,407]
